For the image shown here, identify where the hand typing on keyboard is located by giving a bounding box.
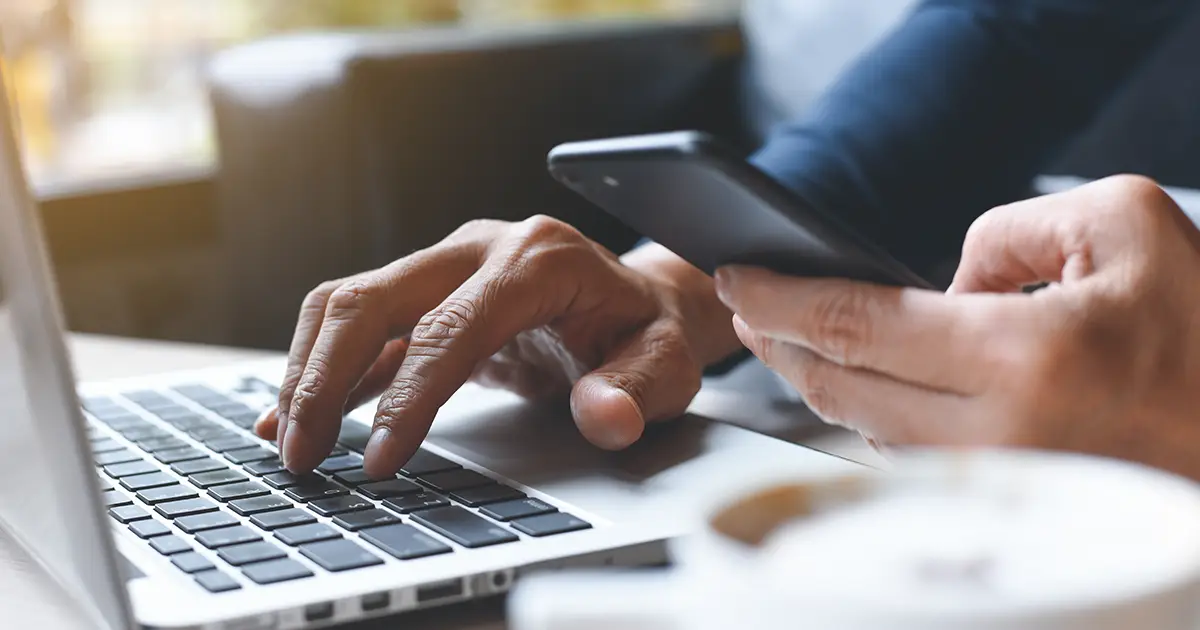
[254,217,748,477]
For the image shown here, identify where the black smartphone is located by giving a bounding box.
[548,131,933,289]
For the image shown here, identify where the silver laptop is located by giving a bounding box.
[0,72,860,629]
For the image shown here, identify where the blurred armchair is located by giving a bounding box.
[208,15,756,349]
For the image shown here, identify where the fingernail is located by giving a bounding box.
[281,421,308,472]
[713,267,738,304]
[276,413,289,456]
[364,427,392,467]
[731,314,750,338]
[572,379,643,450]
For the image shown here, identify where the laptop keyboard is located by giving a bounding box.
[82,378,591,593]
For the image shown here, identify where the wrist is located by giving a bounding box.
[621,243,744,366]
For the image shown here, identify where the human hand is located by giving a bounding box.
[255,217,741,477]
[715,176,1200,480]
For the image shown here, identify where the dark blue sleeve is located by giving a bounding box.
[750,0,1192,272]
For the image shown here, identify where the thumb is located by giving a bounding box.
[951,191,1097,294]
[570,323,702,451]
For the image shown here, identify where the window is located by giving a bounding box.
[1,0,734,192]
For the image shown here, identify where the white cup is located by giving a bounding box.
[510,450,1200,630]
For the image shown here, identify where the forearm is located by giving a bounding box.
[752,0,1190,272]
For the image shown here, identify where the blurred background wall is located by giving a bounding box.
[1,0,750,346]
[1,0,893,349]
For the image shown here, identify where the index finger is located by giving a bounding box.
[715,266,1007,394]
[281,242,487,473]
[360,237,600,477]
[276,273,364,447]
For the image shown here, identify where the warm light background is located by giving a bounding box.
[0,0,734,187]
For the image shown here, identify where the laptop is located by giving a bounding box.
[0,74,860,629]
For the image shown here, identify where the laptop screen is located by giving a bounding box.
[0,66,132,630]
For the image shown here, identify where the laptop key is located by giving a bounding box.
[358,478,422,500]
[411,506,518,548]
[331,468,373,486]
[285,480,348,503]
[194,570,241,593]
[104,461,157,478]
[149,535,192,556]
[95,450,140,466]
[417,469,493,493]
[118,426,170,442]
[82,396,118,410]
[308,495,373,517]
[359,523,452,560]
[153,407,203,421]
[479,498,556,522]
[229,494,291,516]
[90,410,138,425]
[332,509,401,532]
[262,471,312,490]
[90,439,125,454]
[241,558,313,585]
[234,377,280,397]
[187,426,235,442]
[153,447,207,465]
[129,519,171,539]
[511,512,592,537]
[121,472,176,491]
[274,523,341,546]
[205,436,257,452]
[217,541,286,566]
[196,525,261,549]
[250,509,316,531]
[171,552,215,574]
[155,498,219,519]
[317,453,364,474]
[123,389,174,405]
[102,490,132,508]
[164,415,209,431]
[173,384,221,401]
[299,539,383,572]
[147,408,191,423]
[189,470,247,489]
[243,458,285,476]
[171,458,224,476]
[399,450,460,477]
[176,511,239,534]
[108,505,151,524]
[224,447,276,465]
[208,481,270,502]
[226,413,260,430]
[136,437,189,453]
[137,484,199,505]
[450,485,526,508]
[97,413,146,428]
[213,403,255,420]
[381,492,450,514]
[335,420,371,454]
